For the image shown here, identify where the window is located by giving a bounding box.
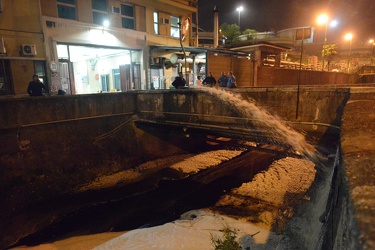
[170,16,180,38]
[121,4,134,29]
[92,0,108,25]
[113,69,121,90]
[92,0,107,11]
[153,11,159,35]
[57,0,76,20]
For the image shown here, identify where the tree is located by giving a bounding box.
[242,29,257,40]
[220,23,241,44]
[322,44,338,71]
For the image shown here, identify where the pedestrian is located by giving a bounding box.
[202,72,216,87]
[196,75,203,87]
[172,72,186,89]
[227,71,236,88]
[27,74,46,96]
[218,72,228,87]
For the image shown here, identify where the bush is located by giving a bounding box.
[211,225,246,250]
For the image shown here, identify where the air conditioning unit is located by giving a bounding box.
[21,44,37,56]
[161,18,169,24]
[111,6,120,14]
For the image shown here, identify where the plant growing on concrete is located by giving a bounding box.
[211,225,248,250]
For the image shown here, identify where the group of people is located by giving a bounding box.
[217,71,237,88]
[174,71,237,89]
[196,71,236,88]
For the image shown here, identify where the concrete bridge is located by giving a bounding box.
[0,86,374,249]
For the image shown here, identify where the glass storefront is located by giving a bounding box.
[56,44,141,94]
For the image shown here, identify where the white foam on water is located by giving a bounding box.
[202,88,316,159]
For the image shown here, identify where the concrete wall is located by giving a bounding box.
[337,90,375,249]
[257,67,359,86]
[0,88,349,168]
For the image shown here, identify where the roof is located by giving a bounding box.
[149,45,250,56]
[229,41,292,53]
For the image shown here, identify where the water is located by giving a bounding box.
[202,88,316,159]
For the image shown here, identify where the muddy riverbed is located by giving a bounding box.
[6,147,318,249]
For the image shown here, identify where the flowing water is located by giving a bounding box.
[202,88,317,159]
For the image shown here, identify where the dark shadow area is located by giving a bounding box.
[8,150,282,249]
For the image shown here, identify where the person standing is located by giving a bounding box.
[202,72,216,87]
[27,74,46,96]
[218,72,228,87]
[172,72,186,89]
[227,71,236,88]
[195,75,203,87]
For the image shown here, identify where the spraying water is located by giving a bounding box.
[202,88,316,159]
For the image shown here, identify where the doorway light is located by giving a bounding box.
[103,20,110,28]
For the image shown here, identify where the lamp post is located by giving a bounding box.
[317,15,338,71]
[345,33,353,73]
[236,6,243,30]
[370,39,375,65]
[317,14,328,71]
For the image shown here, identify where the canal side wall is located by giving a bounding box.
[0,88,350,188]
[0,92,191,170]
[336,90,375,249]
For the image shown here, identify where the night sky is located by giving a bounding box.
[198,0,375,44]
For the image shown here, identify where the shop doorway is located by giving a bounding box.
[56,44,141,94]
[0,60,13,95]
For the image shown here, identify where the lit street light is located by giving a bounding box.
[236,6,243,30]
[345,33,353,73]
[369,39,375,65]
[317,14,338,71]
[317,14,328,43]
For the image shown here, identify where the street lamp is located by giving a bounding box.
[369,39,374,65]
[345,33,353,73]
[317,14,328,43]
[317,14,338,71]
[317,14,328,71]
[236,6,243,30]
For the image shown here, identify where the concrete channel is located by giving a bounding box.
[0,86,374,249]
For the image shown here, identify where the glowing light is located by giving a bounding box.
[103,20,110,27]
[236,6,244,29]
[345,33,353,41]
[330,20,338,28]
[317,14,328,25]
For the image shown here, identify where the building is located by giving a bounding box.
[0,0,197,95]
